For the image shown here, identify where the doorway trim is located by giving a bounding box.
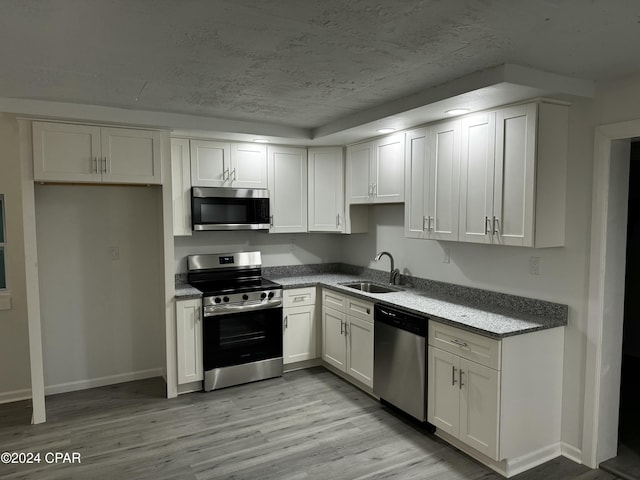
[583,119,640,467]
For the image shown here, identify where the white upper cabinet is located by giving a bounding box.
[459,112,496,244]
[190,140,267,189]
[267,145,308,233]
[346,133,404,204]
[230,143,268,189]
[404,121,460,241]
[459,102,568,248]
[171,138,192,236]
[33,121,162,184]
[308,147,344,233]
[190,140,229,187]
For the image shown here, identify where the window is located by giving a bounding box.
[0,195,5,289]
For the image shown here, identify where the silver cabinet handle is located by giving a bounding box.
[284,315,288,329]
[451,338,468,348]
[195,309,200,322]
[423,216,428,231]
[94,157,99,174]
[492,216,500,235]
[368,184,373,196]
[428,216,434,232]
[459,370,465,390]
[340,320,344,335]
[452,365,457,386]
[293,296,306,302]
[373,183,377,196]
[231,168,237,182]
[485,216,491,235]
[223,168,229,182]
[336,213,340,227]
[344,322,349,336]
[102,157,107,174]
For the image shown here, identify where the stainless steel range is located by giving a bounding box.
[187,251,283,391]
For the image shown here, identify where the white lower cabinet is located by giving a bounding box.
[321,289,374,388]
[428,320,565,477]
[283,287,318,365]
[175,298,203,385]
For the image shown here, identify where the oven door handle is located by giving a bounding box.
[204,300,282,317]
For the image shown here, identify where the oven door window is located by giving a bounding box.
[203,308,283,369]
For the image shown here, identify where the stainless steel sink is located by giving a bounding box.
[341,282,401,294]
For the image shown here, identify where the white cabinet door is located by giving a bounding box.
[32,121,102,183]
[404,128,429,239]
[493,103,537,247]
[459,112,496,244]
[346,316,374,387]
[267,146,308,233]
[190,140,230,187]
[176,299,203,385]
[346,141,374,204]
[322,307,347,371]
[459,358,500,460]
[102,127,161,184]
[374,133,405,203]
[428,346,460,437]
[426,120,460,241]
[230,143,267,189]
[308,147,344,232]
[171,138,192,236]
[283,305,317,364]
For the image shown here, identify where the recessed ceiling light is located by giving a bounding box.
[252,138,270,143]
[445,108,470,115]
[377,128,396,134]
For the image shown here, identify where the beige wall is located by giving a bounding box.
[0,114,32,402]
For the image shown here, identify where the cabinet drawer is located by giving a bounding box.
[345,296,373,323]
[322,289,345,311]
[429,321,501,370]
[284,287,316,308]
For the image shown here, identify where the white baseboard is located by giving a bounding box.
[562,442,583,464]
[283,358,321,373]
[44,368,163,396]
[435,430,562,478]
[0,388,32,405]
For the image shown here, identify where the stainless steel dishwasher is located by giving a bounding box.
[373,304,428,422]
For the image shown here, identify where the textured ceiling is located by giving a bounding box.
[0,0,639,131]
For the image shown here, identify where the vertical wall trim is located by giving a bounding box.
[584,119,640,467]
[17,119,46,423]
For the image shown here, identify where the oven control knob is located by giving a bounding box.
[214,297,221,304]
[260,292,267,299]
[267,292,274,299]
[223,296,230,303]
[242,294,249,301]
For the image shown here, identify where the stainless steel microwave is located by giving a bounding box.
[191,187,270,231]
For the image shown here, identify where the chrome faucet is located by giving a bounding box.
[374,251,400,285]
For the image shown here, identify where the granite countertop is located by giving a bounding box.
[266,273,567,339]
[175,272,567,339]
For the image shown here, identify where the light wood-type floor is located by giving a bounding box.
[0,367,621,480]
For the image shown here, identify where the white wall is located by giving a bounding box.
[0,114,32,402]
[35,184,163,392]
[339,97,597,452]
[174,231,342,273]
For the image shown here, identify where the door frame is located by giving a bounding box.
[583,119,640,467]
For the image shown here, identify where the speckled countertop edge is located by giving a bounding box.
[266,274,567,339]
[174,271,567,339]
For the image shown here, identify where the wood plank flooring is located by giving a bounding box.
[0,368,621,480]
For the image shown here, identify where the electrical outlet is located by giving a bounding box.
[442,247,451,264]
[529,256,540,275]
[109,246,120,261]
